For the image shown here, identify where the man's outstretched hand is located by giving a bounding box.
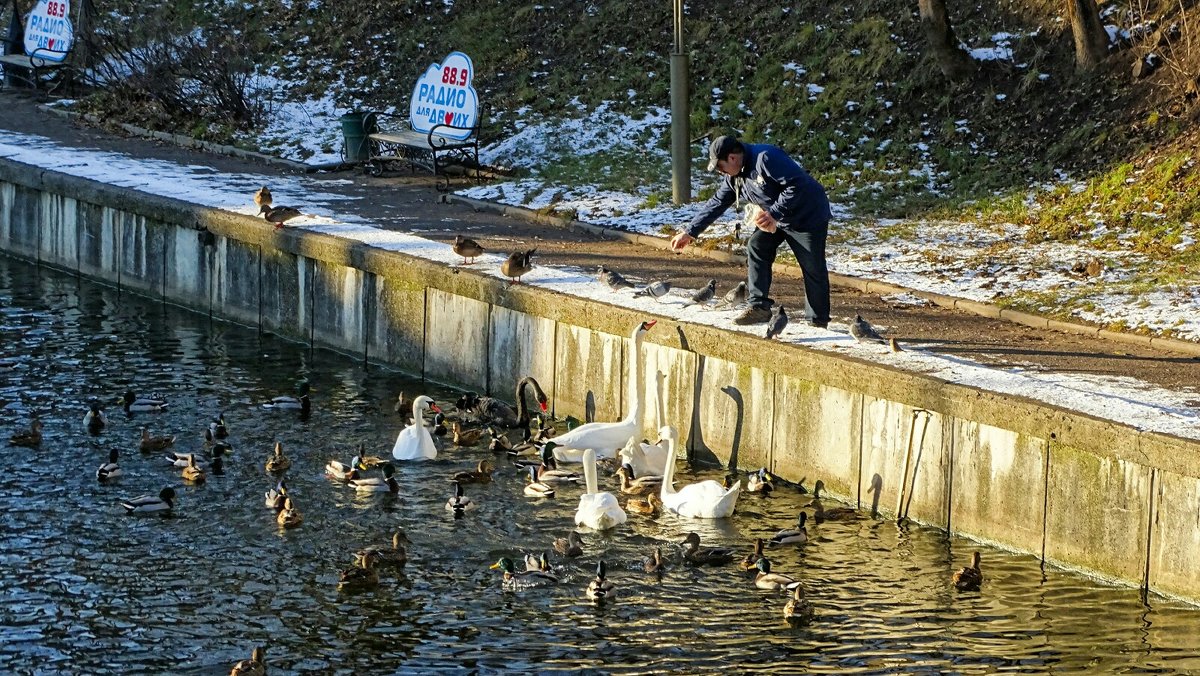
[670,232,694,251]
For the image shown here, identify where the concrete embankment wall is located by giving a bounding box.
[2,158,1199,603]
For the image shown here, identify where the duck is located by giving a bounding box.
[392,395,442,461]
[326,448,365,481]
[500,247,536,283]
[523,551,544,572]
[679,532,735,566]
[452,234,485,264]
[445,481,474,515]
[952,551,983,591]
[210,449,225,477]
[96,448,122,481]
[550,321,655,463]
[118,390,169,413]
[451,459,494,484]
[181,454,207,483]
[809,479,859,522]
[262,381,312,414]
[164,451,200,469]
[626,492,662,517]
[260,204,303,228]
[658,426,741,519]
[784,584,815,624]
[615,463,662,496]
[8,419,43,447]
[523,465,557,498]
[230,645,266,676]
[451,421,485,447]
[768,511,809,547]
[585,560,616,602]
[740,538,766,571]
[553,531,584,558]
[644,547,666,574]
[490,556,557,588]
[754,557,802,591]
[253,186,272,208]
[264,441,291,473]
[392,392,411,415]
[746,468,775,495]
[121,486,175,515]
[140,426,175,453]
[574,448,627,531]
[348,462,400,493]
[338,551,380,591]
[431,412,448,437]
[276,496,303,528]
[355,529,410,569]
[209,413,229,440]
[83,402,107,434]
[265,479,288,510]
[535,444,581,483]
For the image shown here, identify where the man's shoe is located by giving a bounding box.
[809,320,829,329]
[733,306,772,325]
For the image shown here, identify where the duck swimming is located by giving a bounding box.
[230,646,266,676]
[140,426,175,453]
[754,556,802,592]
[9,419,43,447]
[490,556,557,589]
[119,391,168,413]
[348,463,400,493]
[553,531,584,558]
[338,551,380,591]
[96,448,122,482]
[680,532,735,566]
[445,481,474,515]
[121,487,175,515]
[262,381,312,414]
[355,529,409,569]
[84,402,107,434]
[768,511,809,547]
[276,496,303,529]
[264,441,291,473]
[523,465,556,499]
[585,560,616,602]
[952,551,983,591]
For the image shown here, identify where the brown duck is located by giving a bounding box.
[501,248,536,283]
[453,235,485,264]
[9,419,43,447]
[952,551,983,591]
[253,186,272,208]
[140,426,176,453]
[259,204,302,229]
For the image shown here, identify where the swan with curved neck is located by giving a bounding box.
[574,448,627,530]
[469,377,549,429]
[658,425,741,518]
[552,320,655,463]
[392,395,442,461]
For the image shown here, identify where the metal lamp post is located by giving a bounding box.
[669,0,690,205]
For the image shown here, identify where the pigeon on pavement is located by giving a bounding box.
[501,248,537,283]
[765,305,789,340]
[720,281,747,306]
[597,265,635,290]
[685,279,717,306]
[850,314,887,343]
[633,280,672,300]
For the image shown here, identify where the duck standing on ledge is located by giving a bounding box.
[500,248,536,283]
[260,204,303,229]
[452,234,485,264]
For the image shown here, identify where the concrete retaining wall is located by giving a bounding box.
[3,157,1200,602]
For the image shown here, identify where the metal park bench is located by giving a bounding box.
[366,110,482,185]
[0,47,73,97]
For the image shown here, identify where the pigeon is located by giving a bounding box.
[597,265,635,290]
[720,281,747,306]
[452,235,485,264]
[633,280,672,300]
[849,314,887,344]
[765,305,788,340]
[259,204,302,229]
[501,248,536,283]
[253,186,272,208]
[685,279,717,306]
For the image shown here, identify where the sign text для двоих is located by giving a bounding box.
[23,0,74,61]
[409,51,479,141]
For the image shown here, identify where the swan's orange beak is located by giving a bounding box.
[430,403,443,413]
[643,320,657,330]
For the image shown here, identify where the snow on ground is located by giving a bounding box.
[0,129,1197,441]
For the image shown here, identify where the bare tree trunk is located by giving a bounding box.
[1067,0,1110,71]
[918,0,974,81]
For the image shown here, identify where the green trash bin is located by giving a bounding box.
[340,111,377,163]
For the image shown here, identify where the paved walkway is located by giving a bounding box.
[2,92,1198,426]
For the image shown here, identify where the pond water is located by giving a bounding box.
[2,253,1200,675]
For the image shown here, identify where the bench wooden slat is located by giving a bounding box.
[369,131,475,150]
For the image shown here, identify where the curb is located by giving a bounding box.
[445,194,1200,358]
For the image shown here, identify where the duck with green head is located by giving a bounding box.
[491,556,557,588]
[118,391,168,414]
[585,560,616,602]
[263,381,312,413]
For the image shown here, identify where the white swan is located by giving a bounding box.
[658,425,741,519]
[574,448,627,530]
[619,369,669,476]
[552,320,655,463]
[392,395,442,461]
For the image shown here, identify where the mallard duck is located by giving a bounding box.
[326,450,365,481]
[355,529,409,569]
[360,454,389,468]
[276,496,303,528]
[430,412,448,437]
[265,479,287,509]
[626,492,662,517]
[182,454,207,483]
[553,531,584,558]
[783,584,814,623]
[260,204,303,228]
[746,468,775,495]
[644,547,666,574]
[209,413,229,440]
[810,480,859,522]
[121,487,175,514]
[768,511,809,547]
[265,441,291,473]
[451,459,493,484]
[536,444,580,483]
[754,556,802,591]
[445,481,474,514]
[740,538,766,571]
[615,464,662,496]
[9,419,43,447]
[165,451,205,469]
[451,421,485,447]
[96,448,122,481]
[348,462,400,493]
[118,390,168,413]
[523,551,543,572]
[585,560,616,602]
[253,186,272,208]
[338,551,380,591]
[230,646,266,676]
[140,426,175,453]
[680,532,735,566]
[523,465,556,498]
[262,381,312,413]
[210,451,225,477]
[84,402,107,434]
[500,247,536,283]
[490,556,557,588]
[452,234,485,264]
[952,551,983,591]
